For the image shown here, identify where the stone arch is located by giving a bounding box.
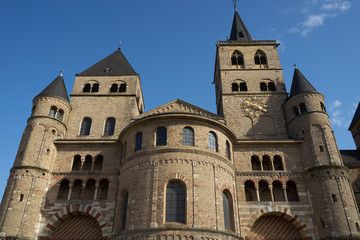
[245,207,312,240]
[240,117,254,136]
[39,204,108,240]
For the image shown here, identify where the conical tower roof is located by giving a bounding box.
[77,49,137,76]
[289,68,317,98]
[229,10,252,41]
[36,73,69,103]
[349,102,360,130]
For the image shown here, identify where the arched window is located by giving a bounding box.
[135,132,142,151]
[94,155,103,171]
[166,181,186,223]
[55,109,64,120]
[83,83,91,92]
[320,218,326,228]
[208,132,217,152]
[268,82,276,91]
[83,155,92,170]
[254,50,267,67]
[356,222,360,232]
[104,117,116,136]
[70,180,83,200]
[121,191,128,229]
[251,155,261,170]
[83,179,96,200]
[273,181,285,201]
[293,106,300,116]
[98,179,109,200]
[321,102,326,112]
[182,127,194,146]
[331,194,338,202]
[262,155,272,171]
[240,82,248,91]
[110,83,118,92]
[260,82,267,91]
[223,190,234,231]
[119,83,127,92]
[232,83,239,91]
[286,181,299,201]
[226,141,231,160]
[300,103,307,113]
[91,83,99,92]
[156,127,167,146]
[80,117,92,136]
[49,106,57,117]
[58,179,70,200]
[273,155,284,170]
[259,180,271,201]
[72,155,82,171]
[231,50,244,66]
[245,181,256,201]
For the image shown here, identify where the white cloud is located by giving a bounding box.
[303,14,327,28]
[321,1,351,12]
[329,100,342,110]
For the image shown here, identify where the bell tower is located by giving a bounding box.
[214,9,288,139]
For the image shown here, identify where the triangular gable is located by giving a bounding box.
[135,99,223,121]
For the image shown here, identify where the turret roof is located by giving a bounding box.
[77,49,137,76]
[349,102,360,130]
[36,74,69,103]
[229,10,252,41]
[289,68,317,98]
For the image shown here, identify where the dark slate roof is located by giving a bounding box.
[289,68,317,98]
[349,102,360,130]
[77,49,137,76]
[340,150,360,167]
[36,74,69,103]
[229,10,252,41]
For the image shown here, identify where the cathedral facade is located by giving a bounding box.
[1,9,360,240]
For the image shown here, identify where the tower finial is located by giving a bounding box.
[294,64,297,69]
[60,70,63,76]
[118,40,121,50]
[232,0,238,11]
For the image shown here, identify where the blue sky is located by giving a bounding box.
[0,0,359,199]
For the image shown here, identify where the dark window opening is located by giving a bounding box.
[58,180,70,200]
[110,84,118,92]
[260,82,267,91]
[273,155,284,170]
[245,181,256,201]
[268,82,276,91]
[286,181,299,201]
[91,83,99,92]
[20,193,24,202]
[72,155,82,171]
[94,155,103,171]
[83,84,91,92]
[356,222,360,232]
[259,181,271,201]
[80,117,92,136]
[231,50,244,66]
[83,179,96,200]
[293,106,300,116]
[156,127,167,146]
[70,180,83,200]
[99,179,109,200]
[273,181,285,201]
[226,141,231,160]
[119,83,126,92]
[232,83,239,91]
[320,218,326,228]
[319,145,325,152]
[239,82,248,91]
[332,194,338,202]
[183,127,194,146]
[300,103,307,113]
[254,50,267,66]
[121,191,128,229]
[321,102,326,112]
[83,155,92,171]
[262,155,272,171]
[166,181,186,223]
[104,117,116,136]
[251,155,261,171]
[135,132,142,151]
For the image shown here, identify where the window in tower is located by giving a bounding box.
[239,82,248,91]
[356,222,360,232]
[121,191,129,229]
[94,155,103,171]
[260,82,267,91]
[48,106,57,117]
[182,127,194,146]
[119,83,127,92]
[319,145,325,152]
[72,155,82,171]
[259,180,271,201]
[226,141,231,160]
[20,193,24,202]
[300,103,307,113]
[320,102,326,112]
[320,218,326,228]
[91,83,99,92]
[232,83,239,91]
[245,180,256,201]
[273,181,285,201]
[231,50,244,67]
[222,190,234,231]
[254,50,267,67]
[104,117,116,136]
[57,179,70,200]
[55,109,64,120]
[70,180,83,200]
[165,181,186,224]
[293,106,301,116]
[156,127,167,146]
[251,155,261,170]
[98,179,109,200]
[273,155,284,170]
[110,83,118,92]
[83,155,92,170]
[135,132,142,151]
[83,83,91,92]
[83,179,96,200]
[268,82,276,91]
[80,117,92,136]
[208,131,218,152]
[262,155,272,171]
[286,181,299,201]
[331,194,338,202]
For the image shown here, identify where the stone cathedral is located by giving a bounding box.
[1,9,360,240]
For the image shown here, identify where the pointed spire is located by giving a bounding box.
[77,49,137,76]
[229,9,252,41]
[289,67,317,98]
[349,102,360,130]
[36,72,69,103]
